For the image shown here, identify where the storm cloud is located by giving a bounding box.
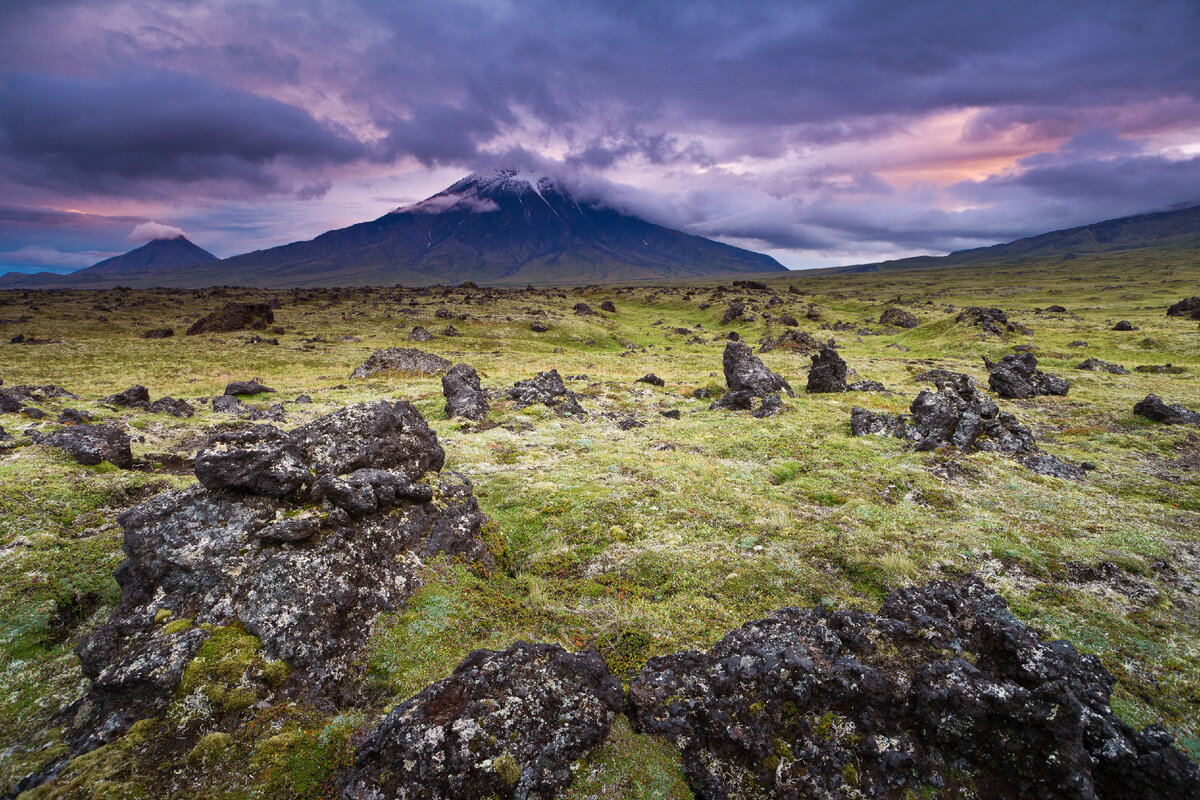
[0,0,1198,271]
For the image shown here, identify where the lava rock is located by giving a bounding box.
[530,322,549,332]
[1077,357,1129,375]
[33,423,132,468]
[660,409,681,420]
[720,342,792,398]
[1022,453,1089,480]
[211,394,251,415]
[68,402,490,759]
[721,302,746,324]
[850,406,906,437]
[636,373,666,387]
[440,325,462,337]
[185,302,274,335]
[879,307,920,328]
[194,425,313,497]
[350,347,452,379]
[442,363,490,421]
[1113,320,1136,331]
[573,302,598,316]
[291,400,446,481]
[407,325,434,342]
[103,385,150,409]
[1134,394,1200,426]
[140,328,174,339]
[630,577,1200,800]
[57,408,93,425]
[506,370,585,417]
[806,347,850,393]
[956,306,1021,336]
[224,379,275,396]
[344,643,624,800]
[148,396,195,417]
[1166,296,1200,319]
[985,353,1070,398]
[600,300,617,313]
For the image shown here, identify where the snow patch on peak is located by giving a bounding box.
[129,221,186,242]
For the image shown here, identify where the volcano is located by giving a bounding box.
[1,170,787,288]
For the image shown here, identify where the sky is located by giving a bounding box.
[1,0,1198,274]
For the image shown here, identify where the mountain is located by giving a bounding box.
[1,236,218,287]
[836,204,1200,273]
[0,170,786,289]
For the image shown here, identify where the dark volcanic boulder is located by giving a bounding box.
[630,577,1200,800]
[1113,320,1136,331]
[224,379,275,396]
[1077,357,1130,375]
[1134,394,1200,426]
[185,302,274,335]
[879,307,919,328]
[195,425,313,497]
[721,302,746,324]
[442,363,489,421]
[807,347,883,393]
[148,396,194,417]
[1166,296,1200,319]
[721,342,792,398]
[600,300,617,313]
[710,342,792,417]
[806,347,849,393]
[956,306,1012,336]
[68,401,489,758]
[573,302,597,316]
[407,325,434,342]
[985,353,1070,398]
[506,370,585,417]
[343,643,624,800]
[635,373,666,387]
[350,347,452,379]
[103,385,151,408]
[33,423,132,468]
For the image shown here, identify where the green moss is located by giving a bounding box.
[177,623,272,715]
[560,716,692,799]
[494,750,522,786]
[188,731,232,766]
[162,617,193,635]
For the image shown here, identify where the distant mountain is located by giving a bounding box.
[1,170,786,289]
[836,204,1200,273]
[1,236,217,287]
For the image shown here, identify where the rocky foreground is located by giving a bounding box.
[13,398,1198,799]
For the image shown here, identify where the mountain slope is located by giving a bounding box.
[1,236,217,287]
[837,204,1200,273]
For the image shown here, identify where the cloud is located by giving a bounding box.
[394,193,500,214]
[129,221,186,241]
[0,244,109,271]
[0,70,368,199]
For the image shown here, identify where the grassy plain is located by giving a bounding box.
[0,247,1198,797]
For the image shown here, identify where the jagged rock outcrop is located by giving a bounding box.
[350,347,452,379]
[33,423,133,468]
[1077,357,1129,375]
[806,347,885,393]
[148,396,194,417]
[710,342,792,418]
[407,325,434,342]
[879,307,919,328]
[442,363,489,421]
[67,400,491,757]
[506,370,585,416]
[956,306,1028,336]
[343,643,624,800]
[185,302,274,335]
[635,373,665,387]
[1167,296,1200,319]
[850,371,1083,478]
[630,577,1200,800]
[985,353,1070,398]
[1134,394,1200,426]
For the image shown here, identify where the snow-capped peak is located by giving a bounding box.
[390,169,568,216]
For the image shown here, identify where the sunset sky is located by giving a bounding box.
[1,0,1198,274]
